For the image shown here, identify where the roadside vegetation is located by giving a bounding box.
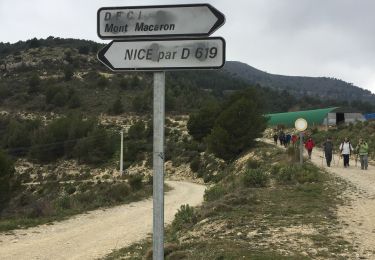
[0,113,153,232]
[104,142,354,259]
[0,168,152,232]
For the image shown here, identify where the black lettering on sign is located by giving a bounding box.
[104,12,111,21]
[124,49,134,60]
[181,48,190,59]
[105,24,128,33]
[134,22,175,32]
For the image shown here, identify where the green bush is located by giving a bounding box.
[64,66,74,81]
[128,121,146,140]
[55,195,71,210]
[97,76,109,88]
[276,164,322,185]
[172,204,197,232]
[206,89,267,161]
[129,174,143,190]
[28,73,41,94]
[106,183,130,202]
[276,165,299,184]
[189,156,201,172]
[247,159,260,169]
[74,191,95,205]
[187,101,221,141]
[65,185,76,195]
[0,150,15,209]
[204,185,226,201]
[108,97,123,115]
[242,168,269,187]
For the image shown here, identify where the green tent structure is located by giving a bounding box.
[266,107,338,127]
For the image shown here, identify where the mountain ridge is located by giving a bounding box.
[223,61,375,103]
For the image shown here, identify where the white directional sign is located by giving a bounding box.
[97,37,225,71]
[97,4,225,39]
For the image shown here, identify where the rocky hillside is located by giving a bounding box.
[1,37,374,115]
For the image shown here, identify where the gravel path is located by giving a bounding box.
[268,139,375,257]
[308,148,375,258]
[0,181,206,260]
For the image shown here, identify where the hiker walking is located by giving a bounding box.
[339,137,353,168]
[291,134,298,147]
[356,138,369,170]
[304,137,315,159]
[279,131,285,146]
[323,137,333,167]
[273,133,278,145]
[285,133,291,147]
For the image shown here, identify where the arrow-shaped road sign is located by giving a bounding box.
[97,37,225,71]
[97,4,225,39]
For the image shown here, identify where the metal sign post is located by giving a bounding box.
[153,72,165,259]
[97,4,225,259]
[299,132,304,165]
[295,118,308,166]
[120,130,124,174]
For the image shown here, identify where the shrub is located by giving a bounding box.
[106,183,130,202]
[189,156,201,172]
[276,164,322,185]
[78,45,90,55]
[277,165,299,184]
[28,73,41,94]
[28,199,54,218]
[206,95,267,161]
[187,101,221,141]
[172,204,197,232]
[0,150,15,209]
[242,168,269,187]
[64,66,74,81]
[204,185,226,201]
[129,174,143,190]
[108,97,123,115]
[55,195,71,210]
[97,76,109,88]
[128,121,146,140]
[65,185,76,195]
[74,191,95,205]
[247,159,260,169]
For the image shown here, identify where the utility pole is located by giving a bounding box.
[153,71,165,260]
[120,130,123,174]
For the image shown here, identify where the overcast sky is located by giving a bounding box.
[1,0,374,94]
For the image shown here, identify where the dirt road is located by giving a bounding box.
[309,148,375,258]
[0,181,206,260]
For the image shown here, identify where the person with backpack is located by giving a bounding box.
[285,133,291,147]
[356,138,369,170]
[304,137,315,159]
[339,137,353,168]
[323,137,333,167]
[279,131,285,146]
[273,133,278,145]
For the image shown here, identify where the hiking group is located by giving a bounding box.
[321,137,369,170]
[273,131,298,148]
[273,131,370,170]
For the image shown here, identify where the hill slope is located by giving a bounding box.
[0,37,374,115]
[224,61,375,103]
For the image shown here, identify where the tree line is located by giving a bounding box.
[0,114,117,164]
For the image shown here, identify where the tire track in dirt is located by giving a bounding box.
[0,181,206,260]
